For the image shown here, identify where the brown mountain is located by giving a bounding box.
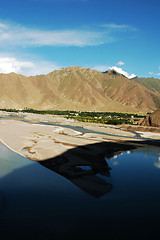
[138,108,160,127]
[0,66,160,113]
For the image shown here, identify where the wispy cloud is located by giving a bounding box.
[101,23,137,32]
[102,23,129,29]
[0,21,137,48]
[0,22,113,47]
[0,23,6,28]
[149,67,160,77]
[0,57,60,76]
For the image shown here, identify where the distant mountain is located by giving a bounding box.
[0,66,160,113]
[133,77,160,94]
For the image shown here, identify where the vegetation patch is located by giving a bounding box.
[0,108,145,125]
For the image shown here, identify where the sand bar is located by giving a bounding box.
[0,117,143,161]
[0,111,160,161]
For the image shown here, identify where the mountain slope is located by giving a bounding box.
[0,67,160,113]
[138,108,160,127]
[133,77,160,94]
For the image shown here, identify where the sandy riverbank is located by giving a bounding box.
[0,118,137,161]
[0,114,160,161]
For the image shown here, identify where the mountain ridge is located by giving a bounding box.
[0,66,160,113]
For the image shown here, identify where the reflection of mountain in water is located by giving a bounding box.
[39,142,137,198]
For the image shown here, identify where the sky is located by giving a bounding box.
[0,0,160,78]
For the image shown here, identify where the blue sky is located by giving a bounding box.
[0,0,160,78]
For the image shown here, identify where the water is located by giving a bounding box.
[0,141,160,240]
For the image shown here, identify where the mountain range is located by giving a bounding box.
[0,66,160,113]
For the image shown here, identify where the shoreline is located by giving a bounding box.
[0,138,27,159]
[0,114,160,161]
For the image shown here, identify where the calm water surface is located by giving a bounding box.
[0,141,160,240]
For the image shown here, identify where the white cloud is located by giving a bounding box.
[0,57,139,79]
[109,66,136,79]
[149,72,153,75]
[0,58,34,74]
[117,61,125,66]
[92,65,136,78]
[0,21,138,48]
[0,57,60,76]
[0,21,114,47]
[155,73,160,76]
